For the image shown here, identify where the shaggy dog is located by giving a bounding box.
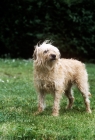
[33,40,91,116]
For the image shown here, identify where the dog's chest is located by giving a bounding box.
[34,70,55,91]
[36,78,55,92]
[34,66,64,92]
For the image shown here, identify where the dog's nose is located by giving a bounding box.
[51,54,56,59]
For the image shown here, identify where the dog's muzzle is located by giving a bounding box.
[50,54,56,60]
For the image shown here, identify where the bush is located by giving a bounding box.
[0,0,95,60]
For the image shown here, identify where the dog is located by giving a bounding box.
[33,40,91,116]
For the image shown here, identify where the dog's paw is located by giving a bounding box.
[33,110,43,115]
[65,105,73,110]
[87,109,92,114]
[52,112,59,116]
[33,111,40,116]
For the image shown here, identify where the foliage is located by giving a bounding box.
[0,59,95,139]
[0,0,95,60]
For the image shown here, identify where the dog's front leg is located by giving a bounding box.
[38,92,46,113]
[52,92,62,116]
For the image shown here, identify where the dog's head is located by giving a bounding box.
[33,40,61,66]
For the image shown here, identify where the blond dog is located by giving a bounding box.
[33,40,91,116]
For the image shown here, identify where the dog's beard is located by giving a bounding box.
[49,57,56,61]
[44,58,58,70]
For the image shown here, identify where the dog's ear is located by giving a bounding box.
[33,41,41,60]
[33,46,37,60]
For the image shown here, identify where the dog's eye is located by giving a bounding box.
[44,50,48,53]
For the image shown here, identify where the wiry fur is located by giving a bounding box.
[33,40,91,116]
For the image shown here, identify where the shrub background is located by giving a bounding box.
[0,0,95,60]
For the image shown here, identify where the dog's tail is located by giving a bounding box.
[88,92,91,97]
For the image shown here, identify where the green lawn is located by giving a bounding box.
[0,59,95,140]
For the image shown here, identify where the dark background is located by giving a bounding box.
[0,0,95,62]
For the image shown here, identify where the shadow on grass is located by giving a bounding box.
[32,105,87,117]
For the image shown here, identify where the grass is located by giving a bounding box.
[0,59,95,140]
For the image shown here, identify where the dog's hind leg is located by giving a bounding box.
[65,85,74,109]
[78,86,91,113]
[38,92,46,113]
[75,74,92,113]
